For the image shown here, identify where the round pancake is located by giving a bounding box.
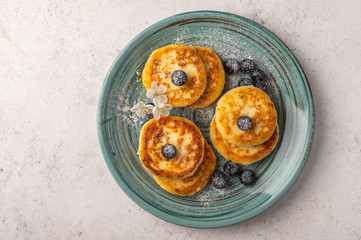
[154,142,216,196]
[210,117,279,165]
[142,44,207,107]
[187,46,225,109]
[215,86,277,146]
[139,116,205,179]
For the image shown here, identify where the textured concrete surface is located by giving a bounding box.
[1,0,361,239]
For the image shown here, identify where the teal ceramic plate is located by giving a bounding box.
[97,11,314,228]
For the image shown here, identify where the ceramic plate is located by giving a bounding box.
[97,11,314,228]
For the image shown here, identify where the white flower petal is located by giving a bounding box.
[130,106,138,112]
[153,95,168,107]
[163,103,172,111]
[133,110,142,118]
[157,84,167,94]
[146,89,155,99]
[152,107,161,120]
[160,107,170,117]
[130,102,154,118]
[130,102,143,112]
[159,94,168,104]
[153,98,162,107]
[145,104,155,111]
[150,103,172,118]
[150,81,158,91]
[138,110,146,118]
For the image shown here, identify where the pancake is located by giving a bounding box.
[215,86,277,146]
[210,117,279,165]
[139,116,205,179]
[142,44,207,107]
[187,46,225,109]
[154,142,216,196]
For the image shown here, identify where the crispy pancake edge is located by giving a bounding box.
[142,44,207,107]
[139,116,205,179]
[153,142,216,196]
[210,117,279,165]
[215,86,277,146]
[187,46,225,109]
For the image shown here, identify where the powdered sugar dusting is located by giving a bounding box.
[192,183,231,207]
[172,25,277,82]
[174,26,191,44]
[116,105,140,127]
[114,82,143,127]
[195,104,215,120]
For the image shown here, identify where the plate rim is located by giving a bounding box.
[97,10,315,228]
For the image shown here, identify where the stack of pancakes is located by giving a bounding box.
[139,116,216,196]
[142,44,225,108]
[138,44,279,195]
[210,86,279,165]
[140,44,227,195]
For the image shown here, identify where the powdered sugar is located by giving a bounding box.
[116,105,140,127]
[192,183,231,207]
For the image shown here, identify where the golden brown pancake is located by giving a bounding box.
[210,117,279,165]
[215,86,277,146]
[153,142,216,196]
[139,116,205,179]
[142,44,207,107]
[187,46,225,109]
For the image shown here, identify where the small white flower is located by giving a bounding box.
[152,104,172,120]
[130,102,154,118]
[146,82,168,107]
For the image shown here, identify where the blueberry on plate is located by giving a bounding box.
[223,161,241,177]
[211,170,229,189]
[237,78,253,87]
[171,70,188,86]
[253,81,270,95]
[240,169,256,186]
[251,69,266,83]
[237,116,252,131]
[161,144,177,159]
[240,59,256,73]
[223,58,240,74]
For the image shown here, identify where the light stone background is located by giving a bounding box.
[1,0,361,239]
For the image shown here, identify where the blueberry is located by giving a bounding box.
[253,81,270,95]
[161,144,177,159]
[223,161,241,177]
[211,170,229,189]
[240,59,256,73]
[223,58,240,74]
[237,78,253,87]
[251,69,266,83]
[237,116,252,131]
[171,70,187,86]
[240,169,256,186]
